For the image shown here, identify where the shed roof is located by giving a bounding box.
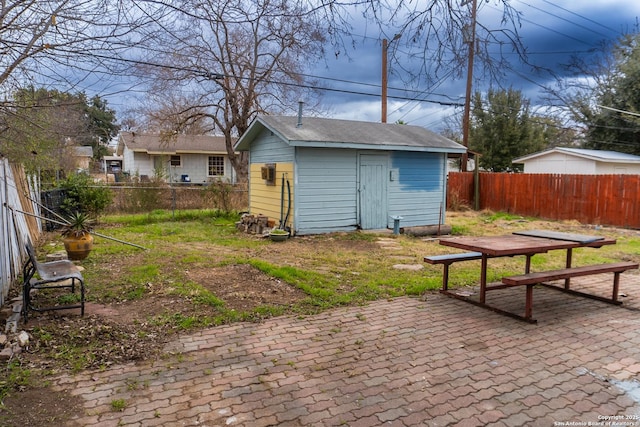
[117,132,229,155]
[513,147,640,164]
[235,115,466,153]
[73,146,93,158]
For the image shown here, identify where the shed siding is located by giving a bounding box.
[388,152,446,227]
[249,162,294,229]
[295,148,358,235]
[595,162,640,174]
[523,153,596,174]
[250,128,295,164]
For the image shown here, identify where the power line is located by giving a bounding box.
[597,105,640,117]
[25,42,463,107]
[514,0,612,40]
[539,0,621,35]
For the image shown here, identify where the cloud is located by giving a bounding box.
[308,0,640,131]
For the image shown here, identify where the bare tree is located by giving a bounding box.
[312,0,526,87]
[129,0,527,180]
[0,1,150,93]
[542,31,640,154]
[129,0,326,181]
[0,0,153,170]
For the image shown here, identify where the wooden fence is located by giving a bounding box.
[1,159,41,307]
[448,172,640,229]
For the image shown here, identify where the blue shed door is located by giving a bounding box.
[358,153,388,229]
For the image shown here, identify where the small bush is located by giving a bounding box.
[59,172,112,217]
[203,180,234,214]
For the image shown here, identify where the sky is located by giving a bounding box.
[88,0,640,134]
[305,0,640,132]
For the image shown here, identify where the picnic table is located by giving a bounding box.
[428,230,637,322]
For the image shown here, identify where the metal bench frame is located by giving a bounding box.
[22,243,85,322]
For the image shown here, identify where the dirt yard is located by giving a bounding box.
[0,232,384,426]
[2,211,638,426]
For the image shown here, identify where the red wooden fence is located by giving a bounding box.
[447,172,640,229]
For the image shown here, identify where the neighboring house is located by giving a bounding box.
[116,132,237,184]
[234,115,466,235]
[513,147,640,174]
[73,146,93,171]
[102,155,123,173]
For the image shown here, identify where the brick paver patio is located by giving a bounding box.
[53,274,640,426]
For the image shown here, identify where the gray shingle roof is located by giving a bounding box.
[73,146,93,157]
[118,132,228,155]
[235,115,466,153]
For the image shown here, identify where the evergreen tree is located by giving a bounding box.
[469,88,547,172]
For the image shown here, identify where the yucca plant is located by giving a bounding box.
[60,211,95,238]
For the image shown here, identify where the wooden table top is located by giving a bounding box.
[512,229,605,244]
[439,234,616,257]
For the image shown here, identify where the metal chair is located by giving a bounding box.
[22,243,85,322]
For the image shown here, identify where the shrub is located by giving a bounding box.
[59,172,113,217]
[203,180,234,214]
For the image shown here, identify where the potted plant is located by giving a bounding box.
[268,228,290,242]
[61,211,95,260]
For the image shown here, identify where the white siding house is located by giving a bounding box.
[234,115,466,235]
[116,132,237,184]
[513,147,640,174]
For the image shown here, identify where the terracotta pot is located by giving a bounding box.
[63,233,94,260]
[269,232,289,242]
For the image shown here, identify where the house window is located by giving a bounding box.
[170,155,181,167]
[208,156,224,176]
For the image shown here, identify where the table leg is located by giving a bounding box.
[613,271,621,302]
[565,248,572,289]
[442,264,450,291]
[525,254,532,273]
[525,284,533,320]
[480,254,487,304]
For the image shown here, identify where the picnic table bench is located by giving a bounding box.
[501,261,638,321]
[424,252,483,290]
[426,230,634,323]
[22,243,85,322]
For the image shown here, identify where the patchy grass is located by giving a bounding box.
[0,360,31,401]
[67,209,640,322]
[5,207,640,405]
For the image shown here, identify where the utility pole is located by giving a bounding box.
[461,0,477,172]
[381,34,401,123]
[382,38,389,123]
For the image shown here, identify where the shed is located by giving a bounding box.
[513,147,640,174]
[234,115,466,235]
[72,146,93,171]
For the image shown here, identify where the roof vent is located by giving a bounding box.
[297,101,304,127]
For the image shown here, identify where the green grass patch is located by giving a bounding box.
[13,207,640,384]
[481,211,525,222]
[0,360,32,401]
[111,399,127,412]
[169,280,225,307]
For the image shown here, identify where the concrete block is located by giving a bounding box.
[17,331,30,347]
[5,312,20,334]
[46,251,68,261]
[0,347,13,360]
